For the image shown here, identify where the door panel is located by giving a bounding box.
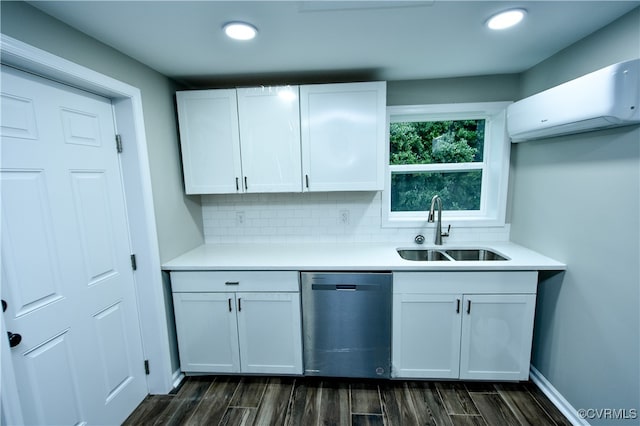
[1,65,147,425]
[71,171,119,284]
[61,107,102,147]
[18,331,84,425]
[0,170,64,316]
[93,302,135,402]
[0,92,38,139]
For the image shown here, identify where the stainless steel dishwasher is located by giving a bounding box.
[301,272,392,379]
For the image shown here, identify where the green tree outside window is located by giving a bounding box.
[389,120,484,212]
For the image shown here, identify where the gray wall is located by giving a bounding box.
[387,74,520,106]
[509,7,640,424]
[1,1,204,263]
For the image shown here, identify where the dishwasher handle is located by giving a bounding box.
[336,284,357,291]
[312,283,358,291]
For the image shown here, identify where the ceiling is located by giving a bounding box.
[29,1,640,87]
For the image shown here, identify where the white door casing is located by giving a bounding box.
[1,65,148,424]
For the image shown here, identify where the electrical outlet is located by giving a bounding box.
[235,211,245,226]
[339,209,350,225]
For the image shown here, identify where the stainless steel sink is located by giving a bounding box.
[397,247,509,261]
[397,249,451,261]
[444,249,508,261]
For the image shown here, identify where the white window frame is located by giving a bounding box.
[383,102,511,228]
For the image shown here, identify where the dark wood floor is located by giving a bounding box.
[124,376,572,426]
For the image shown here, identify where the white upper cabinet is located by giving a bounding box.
[176,81,386,194]
[300,81,386,192]
[236,86,302,193]
[176,89,242,194]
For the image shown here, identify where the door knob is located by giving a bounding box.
[7,332,21,348]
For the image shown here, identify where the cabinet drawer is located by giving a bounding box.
[393,271,537,294]
[171,271,299,292]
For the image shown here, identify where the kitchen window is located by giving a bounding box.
[383,102,511,227]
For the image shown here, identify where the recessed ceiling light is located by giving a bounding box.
[223,22,258,41]
[486,9,526,30]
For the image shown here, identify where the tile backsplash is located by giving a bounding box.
[202,192,510,244]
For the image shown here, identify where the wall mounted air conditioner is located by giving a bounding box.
[507,58,640,142]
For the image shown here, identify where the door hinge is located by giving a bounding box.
[115,134,123,153]
[130,254,137,271]
[144,359,150,375]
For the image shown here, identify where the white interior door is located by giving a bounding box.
[1,65,147,425]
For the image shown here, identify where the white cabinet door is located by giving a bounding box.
[237,86,302,193]
[172,292,240,373]
[236,292,303,374]
[392,293,462,379]
[176,90,242,194]
[300,82,386,191]
[459,294,536,381]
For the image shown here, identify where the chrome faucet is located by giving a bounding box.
[428,195,449,245]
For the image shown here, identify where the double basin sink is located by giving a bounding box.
[397,248,508,262]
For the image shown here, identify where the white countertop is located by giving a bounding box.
[162,241,566,272]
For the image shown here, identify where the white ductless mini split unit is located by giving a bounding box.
[507,58,640,142]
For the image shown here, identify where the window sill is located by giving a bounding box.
[382,215,506,229]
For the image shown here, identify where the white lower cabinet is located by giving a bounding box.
[459,294,536,380]
[393,293,462,379]
[235,292,303,374]
[171,271,303,375]
[392,271,537,381]
[172,292,240,373]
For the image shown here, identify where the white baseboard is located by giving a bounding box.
[530,365,589,426]
[171,369,185,391]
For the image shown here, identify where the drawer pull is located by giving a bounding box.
[225,281,239,286]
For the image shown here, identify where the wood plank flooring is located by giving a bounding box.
[124,376,572,426]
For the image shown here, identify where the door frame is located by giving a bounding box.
[0,34,174,421]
